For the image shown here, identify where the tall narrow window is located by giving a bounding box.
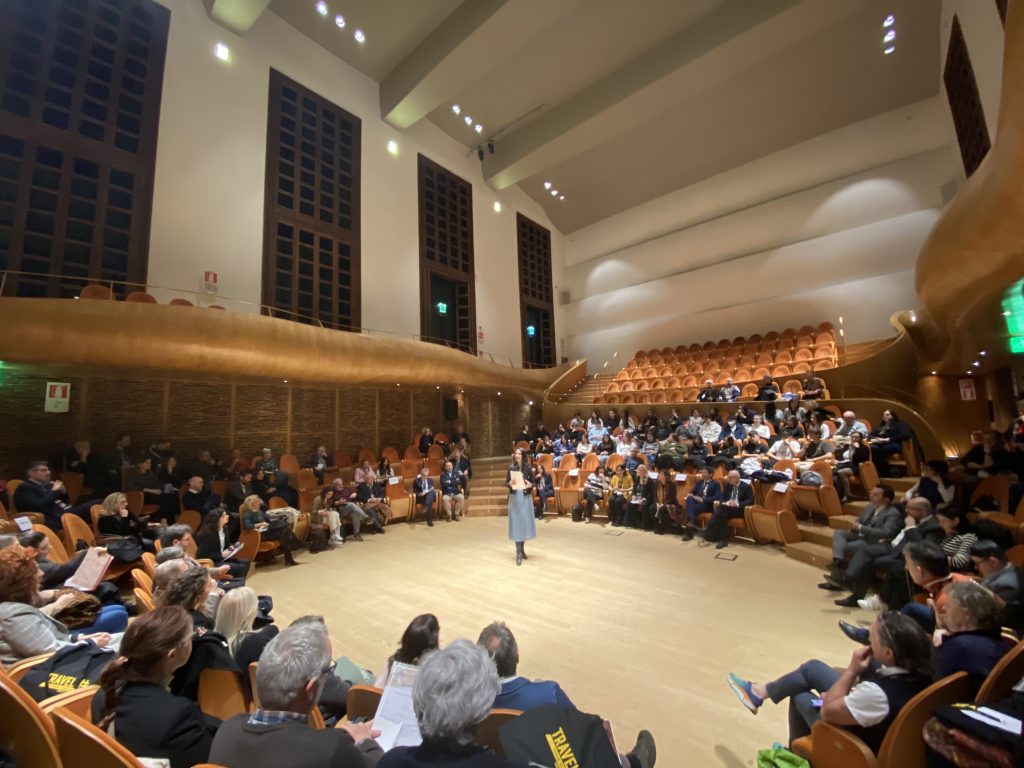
[0,0,168,297]
[263,69,361,330]
[516,213,555,367]
[944,16,991,177]
[417,154,475,354]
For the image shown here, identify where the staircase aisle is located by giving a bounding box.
[465,456,514,516]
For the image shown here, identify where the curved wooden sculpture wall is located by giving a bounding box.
[916,1,1024,369]
[0,298,566,395]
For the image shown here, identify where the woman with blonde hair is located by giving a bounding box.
[213,586,278,677]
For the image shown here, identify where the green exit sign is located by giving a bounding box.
[436,302,447,315]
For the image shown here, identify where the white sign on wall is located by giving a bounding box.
[45,382,71,413]
[203,270,219,294]
[958,378,976,401]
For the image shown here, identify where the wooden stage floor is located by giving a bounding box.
[250,515,863,766]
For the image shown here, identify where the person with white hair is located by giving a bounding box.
[210,621,382,767]
[378,639,526,767]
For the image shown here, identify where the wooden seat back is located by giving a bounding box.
[32,524,69,563]
[975,640,1024,704]
[39,685,99,720]
[197,668,251,721]
[0,666,61,765]
[59,472,84,504]
[345,685,383,721]
[477,708,521,758]
[51,709,143,767]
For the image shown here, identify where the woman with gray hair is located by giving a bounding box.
[933,579,1013,694]
[379,639,528,767]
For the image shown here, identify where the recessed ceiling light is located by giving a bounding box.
[464,115,472,125]
[214,42,231,62]
[930,371,937,375]
[354,29,365,42]
[497,391,501,396]
[334,14,345,28]
[884,46,895,55]
[386,139,398,156]
[559,195,565,201]
[973,361,981,367]
[883,14,895,28]
[452,104,461,115]
[283,379,288,383]
[543,181,552,190]
[883,30,895,43]
[528,401,533,406]
[316,1,328,16]
[474,124,483,133]
[550,189,558,196]
[493,201,502,213]
[980,350,987,356]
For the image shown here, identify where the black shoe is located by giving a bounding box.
[628,729,656,768]
[838,620,870,645]
[521,551,528,560]
[681,530,694,541]
[817,581,843,591]
[427,521,433,527]
[834,595,860,608]
[516,551,523,566]
[352,534,363,541]
[715,540,728,549]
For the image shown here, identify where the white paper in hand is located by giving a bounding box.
[773,482,790,493]
[373,662,422,751]
[388,476,400,485]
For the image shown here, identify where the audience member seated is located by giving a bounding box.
[439,461,466,522]
[834,431,870,501]
[697,379,719,402]
[210,620,382,767]
[159,524,230,579]
[373,613,440,688]
[955,430,1013,482]
[225,448,252,478]
[756,375,780,420]
[533,463,554,518]
[306,445,332,483]
[934,505,977,572]
[241,495,301,566]
[0,544,121,664]
[766,433,801,463]
[819,485,901,593]
[681,468,721,542]
[148,439,176,473]
[608,464,633,527]
[128,456,178,523]
[828,497,942,608]
[903,460,954,508]
[866,409,914,477]
[700,471,754,549]
[720,377,740,403]
[196,509,249,580]
[625,465,655,529]
[154,558,188,604]
[832,411,869,445]
[413,467,439,527]
[378,639,529,768]
[214,586,279,683]
[450,448,472,497]
[183,475,224,516]
[930,580,1013,694]
[799,372,826,400]
[226,469,257,515]
[311,487,346,546]
[727,612,932,753]
[325,480,370,542]
[18,530,123,608]
[62,440,112,497]
[185,450,224,485]
[94,605,219,768]
[14,460,98,531]
[581,466,608,524]
[972,540,1024,631]
[652,468,678,534]
[164,565,217,633]
[794,427,833,472]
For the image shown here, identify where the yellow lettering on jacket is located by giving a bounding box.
[544,727,579,768]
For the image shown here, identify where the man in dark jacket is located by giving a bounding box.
[210,621,381,768]
[14,461,98,531]
[701,471,755,549]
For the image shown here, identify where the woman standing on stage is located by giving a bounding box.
[506,449,535,566]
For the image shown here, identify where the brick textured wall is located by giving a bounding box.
[0,370,519,475]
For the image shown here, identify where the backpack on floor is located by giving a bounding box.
[308,524,330,553]
[570,503,583,522]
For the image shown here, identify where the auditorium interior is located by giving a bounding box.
[1,0,1024,766]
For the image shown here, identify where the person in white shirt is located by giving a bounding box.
[749,414,771,440]
[699,418,722,445]
[720,378,741,403]
[767,435,802,463]
[726,612,933,751]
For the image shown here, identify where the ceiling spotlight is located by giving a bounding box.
[528,400,534,406]
[452,104,461,115]
[550,189,558,196]
[930,371,937,375]
[883,14,895,28]
[334,14,345,28]
[559,195,565,201]
[493,201,502,213]
[497,391,501,396]
[884,46,895,55]
[474,124,483,134]
[973,361,980,367]
[354,29,365,42]
[214,42,231,62]
[464,115,472,125]
[883,30,896,43]
[316,1,328,16]
[1004,310,1012,316]
[386,139,398,156]
[980,350,987,356]
[283,379,288,383]
[543,181,552,190]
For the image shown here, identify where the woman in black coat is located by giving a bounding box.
[195,509,249,580]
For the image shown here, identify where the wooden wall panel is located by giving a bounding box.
[379,389,412,453]
[0,370,518,475]
[338,386,377,453]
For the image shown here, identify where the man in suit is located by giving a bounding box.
[973,540,1024,631]
[697,379,720,403]
[210,620,382,768]
[226,470,256,514]
[819,485,902,591]
[181,476,223,516]
[831,496,943,607]
[305,446,332,484]
[701,470,755,549]
[14,460,98,531]
[413,467,437,527]
[681,467,722,541]
[449,448,472,497]
[439,461,465,522]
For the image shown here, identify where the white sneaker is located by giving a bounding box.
[330,536,345,545]
[857,595,884,611]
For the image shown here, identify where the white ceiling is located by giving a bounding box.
[264,0,941,233]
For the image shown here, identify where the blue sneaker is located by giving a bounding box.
[727,673,763,714]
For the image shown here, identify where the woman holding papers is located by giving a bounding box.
[195,509,249,580]
[506,450,535,566]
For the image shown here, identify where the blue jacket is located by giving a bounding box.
[494,677,573,712]
[440,471,464,495]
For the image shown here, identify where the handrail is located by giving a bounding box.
[0,269,560,371]
[543,359,589,403]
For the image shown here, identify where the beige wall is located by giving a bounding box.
[147,0,566,366]
[560,97,960,364]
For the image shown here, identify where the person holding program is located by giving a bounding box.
[506,450,535,567]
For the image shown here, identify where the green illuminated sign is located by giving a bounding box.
[1002,278,1024,353]
[436,302,447,315]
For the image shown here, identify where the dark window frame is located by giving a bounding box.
[944,15,991,178]
[262,68,361,331]
[516,212,555,368]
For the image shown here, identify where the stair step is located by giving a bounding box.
[829,515,859,531]
[797,522,835,548]
[842,500,869,516]
[785,541,833,569]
